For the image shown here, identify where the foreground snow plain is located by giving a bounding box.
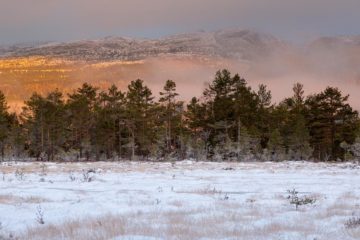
[0,160,360,240]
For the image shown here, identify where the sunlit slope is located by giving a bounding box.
[0,57,139,110]
[0,55,242,112]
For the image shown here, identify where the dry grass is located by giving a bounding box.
[0,194,49,205]
[22,208,253,240]
[256,220,317,238]
[24,214,127,240]
[168,200,184,207]
[0,194,19,204]
[315,201,355,219]
[20,205,326,240]
[176,185,223,195]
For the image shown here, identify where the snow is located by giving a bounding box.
[0,161,360,239]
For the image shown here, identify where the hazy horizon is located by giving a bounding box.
[1,28,359,47]
[1,0,360,44]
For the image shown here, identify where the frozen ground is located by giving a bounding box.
[0,160,360,240]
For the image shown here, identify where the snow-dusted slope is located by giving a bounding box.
[0,29,286,61]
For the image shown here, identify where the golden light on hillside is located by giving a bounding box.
[0,57,152,112]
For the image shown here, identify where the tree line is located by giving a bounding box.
[0,69,359,162]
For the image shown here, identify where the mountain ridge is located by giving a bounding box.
[1,29,360,63]
[0,29,287,62]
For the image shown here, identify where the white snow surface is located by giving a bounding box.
[0,160,360,239]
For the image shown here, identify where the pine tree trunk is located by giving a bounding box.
[118,119,122,159]
[168,115,171,154]
[131,129,135,160]
[41,112,44,156]
[47,129,51,161]
[237,119,241,161]
[1,144,4,162]
[331,121,336,161]
[128,123,135,161]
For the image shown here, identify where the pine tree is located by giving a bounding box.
[191,69,263,160]
[22,90,66,161]
[267,128,285,161]
[185,97,209,160]
[7,114,24,159]
[289,115,312,160]
[159,80,181,156]
[274,83,311,160]
[21,93,47,160]
[185,97,207,133]
[95,85,125,159]
[204,69,238,159]
[231,74,259,160]
[256,84,273,150]
[125,79,157,159]
[67,83,99,160]
[289,84,312,160]
[0,91,11,160]
[43,90,67,161]
[305,87,358,161]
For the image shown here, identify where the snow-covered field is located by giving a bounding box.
[1,160,360,240]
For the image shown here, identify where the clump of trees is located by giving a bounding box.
[0,69,359,162]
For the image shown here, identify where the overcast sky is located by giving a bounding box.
[1,0,360,44]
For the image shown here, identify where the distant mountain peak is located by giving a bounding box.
[1,29,360,63]
[0,29,285,62]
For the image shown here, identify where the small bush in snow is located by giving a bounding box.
[39,163,47,176]
[82,169,96,182]
[14,168,25,181]
[36,205,45,225]
[287,189,316,210]
[87,168,96,174]
[69,172,76,182]
[345,217,360,229]
[198,186,223,195]
[222,193,229,200]
[223,167,235,171]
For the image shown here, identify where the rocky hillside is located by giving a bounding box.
[0,29,286,61]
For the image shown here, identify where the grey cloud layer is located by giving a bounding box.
[0,0,360,43]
